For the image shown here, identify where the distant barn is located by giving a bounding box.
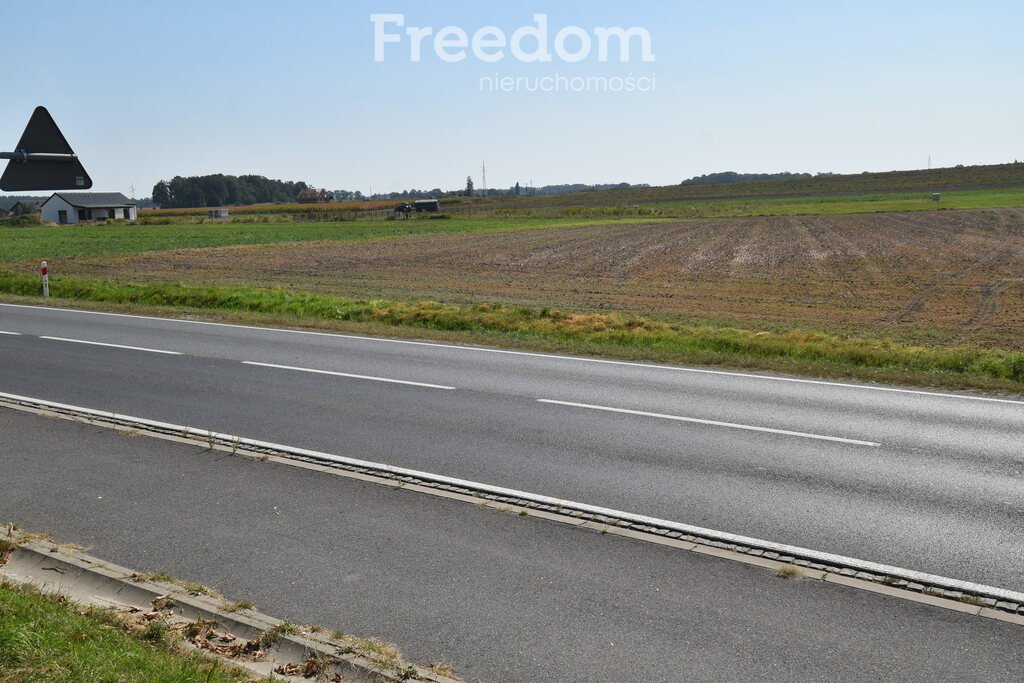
[7,201,39,215]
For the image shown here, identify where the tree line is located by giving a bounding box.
[358,180,650,201]
[151,175,309,208]
[150,174,655,207]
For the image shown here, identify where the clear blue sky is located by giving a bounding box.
[3,0,1021,197]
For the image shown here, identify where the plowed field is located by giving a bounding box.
[51,208,1024,348]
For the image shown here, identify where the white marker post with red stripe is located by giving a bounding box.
[40,261,49,298]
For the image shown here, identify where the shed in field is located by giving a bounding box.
[208,208,230,218]
[41,192,138,224]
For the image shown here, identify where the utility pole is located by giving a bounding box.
[481,161,487,198]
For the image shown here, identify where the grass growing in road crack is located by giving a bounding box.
[222,599,255,613]
[132,571,220,598]
[429,662,457,677]
[774,566,804,579]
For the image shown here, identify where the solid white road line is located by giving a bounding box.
[2,388,1020,604]
[0,330,22,335]
[538,399,881,447]
[242,361,456,390]
[3,302,1023,406]
[38,336,182,355]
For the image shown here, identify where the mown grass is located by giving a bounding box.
[143,198,398,217]
[2,270,1021,393]
[0,581,250,683]
[0,215,649,262]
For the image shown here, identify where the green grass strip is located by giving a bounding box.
[0,215,642,261]
[0,580,247,683]
[2,269,1022,386]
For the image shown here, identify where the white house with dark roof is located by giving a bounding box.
[40,192,137,224]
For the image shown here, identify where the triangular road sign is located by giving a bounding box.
[1,106,92,191]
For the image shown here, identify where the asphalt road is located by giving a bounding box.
[2,410,1022,682]
[1,302,1022,592]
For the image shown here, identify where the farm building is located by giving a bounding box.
[0,207,8,217]
[207,208,230,218]
[8,201,39,215]
[40,192,138,224]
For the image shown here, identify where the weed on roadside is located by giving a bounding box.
[775,565,803,579]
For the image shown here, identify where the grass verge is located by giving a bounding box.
[2,271,1022,394]
[0,580,252,683]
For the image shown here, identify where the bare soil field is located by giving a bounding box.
[50,208,1024,349]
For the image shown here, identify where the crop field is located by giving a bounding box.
[4,188,1024,263]
[0,215,649,261]
[134,187,1024,223]
[473,162,1024,209]
[22,208,1024,351]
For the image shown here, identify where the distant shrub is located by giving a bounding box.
[224,215,272,224]
[0,214,38,227]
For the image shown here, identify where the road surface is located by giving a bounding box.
[1,302,1022,592]
[2,410,1022,682]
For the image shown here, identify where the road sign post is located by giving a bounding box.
[41,261,49,298]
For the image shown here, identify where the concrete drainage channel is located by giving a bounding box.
[0,538,458,682]
[3,391,1024,626]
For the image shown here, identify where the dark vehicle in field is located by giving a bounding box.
[394,199,441,217]
[414,199,440,213]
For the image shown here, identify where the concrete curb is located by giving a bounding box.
[1,540,458,683]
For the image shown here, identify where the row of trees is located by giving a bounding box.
[150,174,653,207]
[355,180,646,201]
[151,175,309,208]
